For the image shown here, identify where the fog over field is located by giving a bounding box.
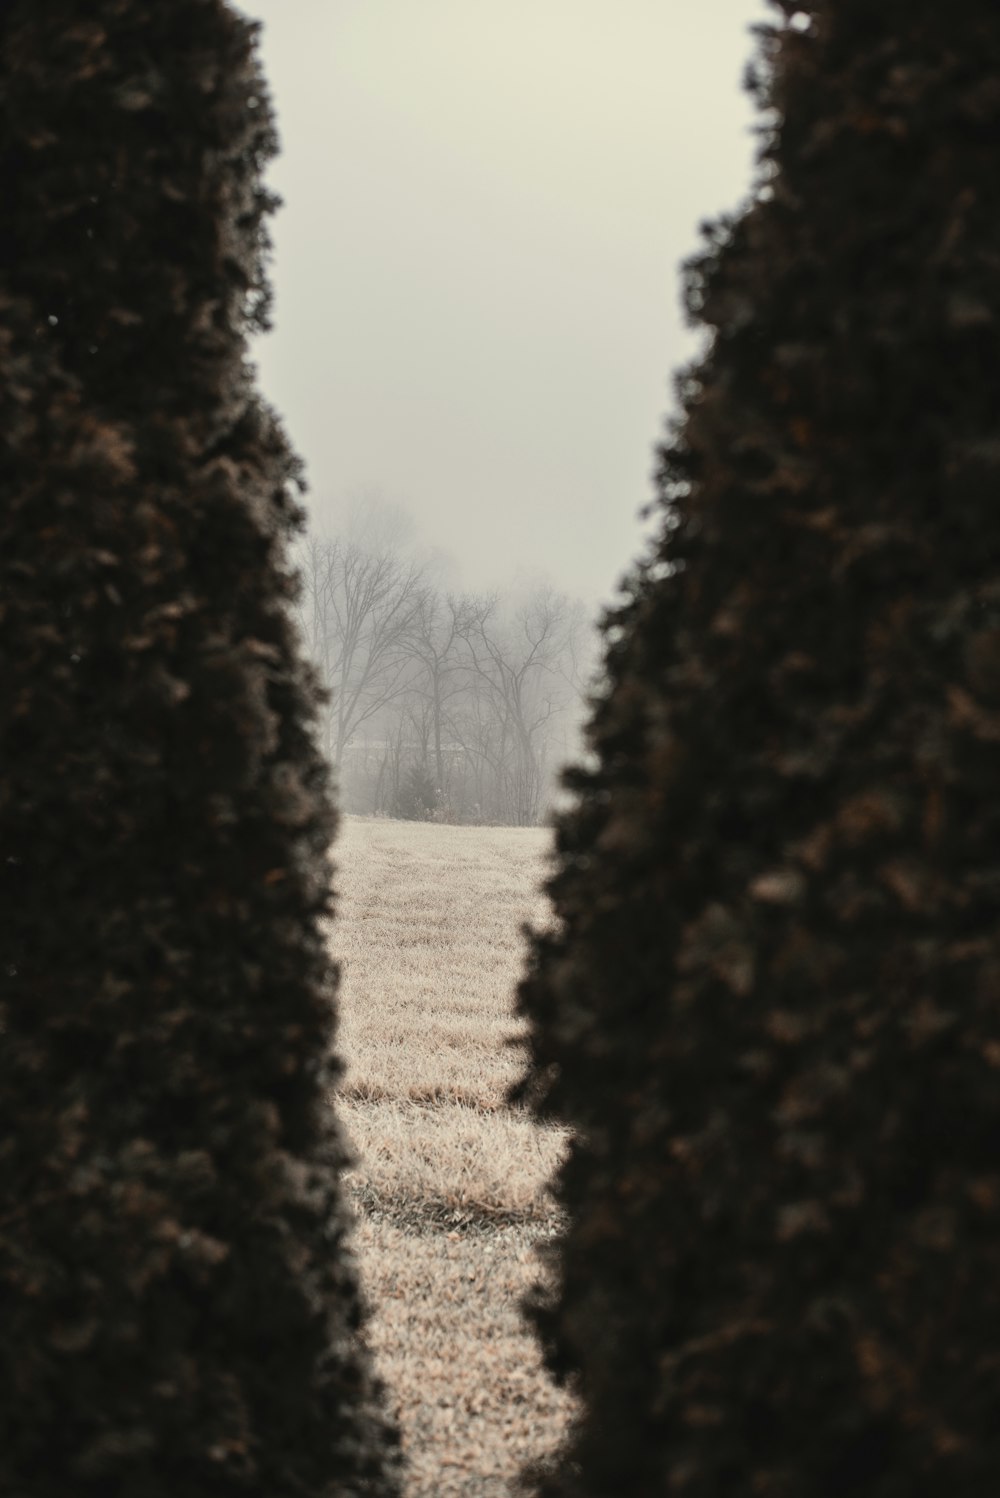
[246,0,769,607]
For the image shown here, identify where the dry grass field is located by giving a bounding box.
[332,816,576,1497]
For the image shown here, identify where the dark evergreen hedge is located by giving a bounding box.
[516,3,1000,1494]
[0,5,400,1494]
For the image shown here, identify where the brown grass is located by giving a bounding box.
[332,816,575,1497]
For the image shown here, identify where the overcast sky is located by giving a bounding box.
[244,0,771,607]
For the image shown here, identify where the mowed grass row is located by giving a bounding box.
[331,816,575,1498]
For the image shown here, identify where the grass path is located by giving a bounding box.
[332,816,575,1497]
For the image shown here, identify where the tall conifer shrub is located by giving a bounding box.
[516,3,1000,1493]
[0,5,399,1494]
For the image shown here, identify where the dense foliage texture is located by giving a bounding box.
[0,5,399,1494]
[516,3,1000,1494]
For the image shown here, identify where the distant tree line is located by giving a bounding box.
[296,522,592,825]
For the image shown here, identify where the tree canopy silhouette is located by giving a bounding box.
[0,5,400,1494]
[516,3,1000,1494]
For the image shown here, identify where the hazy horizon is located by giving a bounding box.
[246,0,772,607]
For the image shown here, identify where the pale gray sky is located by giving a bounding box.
[245,1,771,606]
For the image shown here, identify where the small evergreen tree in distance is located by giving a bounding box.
[515,3,1000,1494]
[0,5,400,1494]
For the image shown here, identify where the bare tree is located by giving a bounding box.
[402,592,474,799]
[297,534,426,768]
[452,588,583,825]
